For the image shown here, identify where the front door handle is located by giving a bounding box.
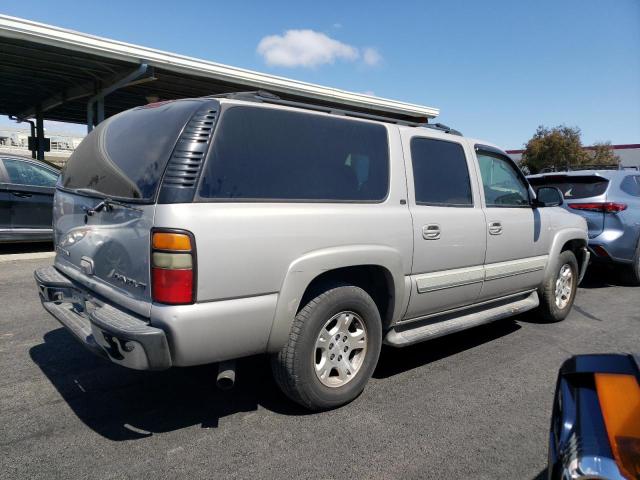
[488,221,503,235]
[10,191,32,198]
[422,224,441,240]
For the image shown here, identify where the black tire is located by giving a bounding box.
[537,250,579,322]
[271,284,382,411]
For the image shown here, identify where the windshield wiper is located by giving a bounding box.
[84,197,142,215]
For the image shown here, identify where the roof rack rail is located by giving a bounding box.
[205,90,463,135]
[422,123,463,136]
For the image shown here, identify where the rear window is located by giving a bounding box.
[529,175,609,199]
[61,100,203,201]
[199,106,389,201]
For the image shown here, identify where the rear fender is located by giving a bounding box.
[266,245,407,352]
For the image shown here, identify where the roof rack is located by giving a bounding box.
[206,90,463,136]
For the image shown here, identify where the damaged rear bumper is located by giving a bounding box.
[34,265,171,370]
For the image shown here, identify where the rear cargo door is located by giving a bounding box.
[53,191,156,317]
[53,99,206,317]
[529,175,609,238]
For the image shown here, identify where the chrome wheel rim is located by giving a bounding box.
[555,264,574,309]
[313,311,368,388]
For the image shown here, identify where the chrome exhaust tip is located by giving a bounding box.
[216,360,236,390]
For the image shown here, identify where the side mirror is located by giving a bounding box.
[534,187,563,207]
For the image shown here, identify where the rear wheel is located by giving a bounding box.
[271,284,382,411]
[537,250,579,322]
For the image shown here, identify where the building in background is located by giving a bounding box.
[0,124,84,166]
[507,144,640,169]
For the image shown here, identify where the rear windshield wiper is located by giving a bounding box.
[76,194,143,216]
[70,188,144,215]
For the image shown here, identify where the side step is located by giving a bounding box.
[385,291,539,347]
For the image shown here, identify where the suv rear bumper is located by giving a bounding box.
[34,265,171,370]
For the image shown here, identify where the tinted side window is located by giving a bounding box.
[620,175,640,197]
[410,138,473,206]
[477,152,530,207]
[199,106,389,201]
[3,159,58,187]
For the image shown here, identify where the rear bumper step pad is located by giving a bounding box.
[35,265,171,370]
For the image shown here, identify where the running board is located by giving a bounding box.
[384,291,539,347]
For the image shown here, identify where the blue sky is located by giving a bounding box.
[1,0,639,148]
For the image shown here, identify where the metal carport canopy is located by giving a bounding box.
[0,14,439,126]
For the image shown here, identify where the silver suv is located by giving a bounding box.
[35,92,589,410]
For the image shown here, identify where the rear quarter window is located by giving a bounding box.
[198,106,389,201]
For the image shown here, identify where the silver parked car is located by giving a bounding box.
[35,92,589,410]
[529,169,640,284]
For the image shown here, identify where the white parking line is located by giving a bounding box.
[0,251,55,263]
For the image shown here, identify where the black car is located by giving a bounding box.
[0,155,59,243]
[549,353,640,479]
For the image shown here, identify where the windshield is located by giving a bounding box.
[60,100,203,202]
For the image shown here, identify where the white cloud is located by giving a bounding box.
[363,48,382,66]
[257,30,382,68]
[362,90,376,96]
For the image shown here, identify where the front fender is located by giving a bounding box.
[542,227,588,287]
[266,245,407,352]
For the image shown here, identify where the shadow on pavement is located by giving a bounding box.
[531,467,548,480]
[374,319,521,379]
[31,318,524,440]
[0,242,53,255]
[579,264,633,288]
[30,328,307,441]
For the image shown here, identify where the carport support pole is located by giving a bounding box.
[36,106,45,161]
[86,63,148,133]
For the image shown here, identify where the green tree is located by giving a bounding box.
[520,126,620,173]
[588,142,620,167]
[520,125,588,174]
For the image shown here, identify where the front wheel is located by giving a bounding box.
[537,250,579,322]
[271,284,382,411]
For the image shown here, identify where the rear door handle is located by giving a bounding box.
[422,224,441,240]
[488,221,503,235]
[10,191,31,198]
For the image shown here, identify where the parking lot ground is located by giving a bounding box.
[1,257,638,480]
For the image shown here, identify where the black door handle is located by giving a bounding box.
[10,191,32,198]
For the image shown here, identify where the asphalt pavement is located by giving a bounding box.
[1,251,638,479]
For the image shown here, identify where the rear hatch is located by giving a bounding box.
[53,100,205,317]
[529,174,610,238]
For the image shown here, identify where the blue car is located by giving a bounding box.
[529,169,640,284]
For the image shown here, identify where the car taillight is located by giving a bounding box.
[151,230,195,304]
[568,202,627,213]
[595,373,640,480]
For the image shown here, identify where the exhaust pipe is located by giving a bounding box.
[216,360,236,390]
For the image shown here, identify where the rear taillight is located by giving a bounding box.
[568,202,627,213]
[151,230,195,304]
